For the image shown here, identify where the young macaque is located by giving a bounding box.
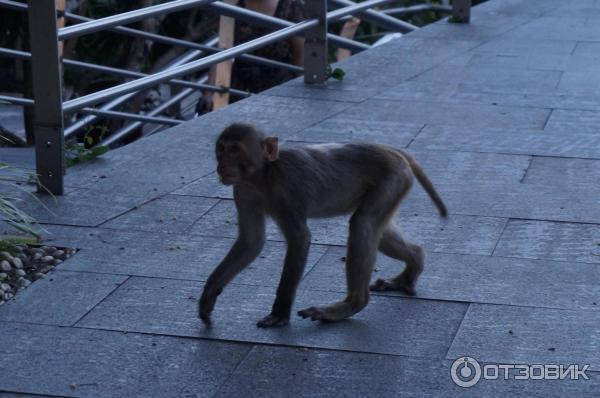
[199,123,447,328]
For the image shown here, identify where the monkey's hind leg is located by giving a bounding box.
[299,180,406,323]
[370,224,424,296]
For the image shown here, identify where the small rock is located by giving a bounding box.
[18,278,31,288]
[40,265,54,273]
[53,259,63,266]
[33,252,42,261]
[0,300,4,305]
[15,269,26,277]
[0,283,12,292]
[17,253,27,261]
[13,245,24,253]
[0,272,7,281]
[12,257,23,269]
[0,251,12,261]
[33,273,45,280]
[40,245,51,253]
[0,261,11,272]
[53,250,65,260]
[41,256,54,263]
[3,292,14,300]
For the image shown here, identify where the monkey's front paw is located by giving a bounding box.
[256,313,289,328]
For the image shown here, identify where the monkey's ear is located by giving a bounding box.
[263,137,279,161]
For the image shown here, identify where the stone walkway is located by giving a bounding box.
[2,0,600,396]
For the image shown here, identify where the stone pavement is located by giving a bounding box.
[2,0,600,396]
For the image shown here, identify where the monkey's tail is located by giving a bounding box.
[399,150,448,218]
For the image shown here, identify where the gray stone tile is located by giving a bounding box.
[503,16,600,41]
[61,237,327,287]
[411,65,563,93]
[197,94,353,136]
[545,109,600,132]
[474,38,577,56]
[337,99,551,130]
[78,277,467,358]
[101,194,218,234]
[171,172,233,199]
[447,304,600,371]
[0,322,249,398]
[13,188,144,227]
[216,345,600,398]
[405,181,600,224]
[494,220,600,265]
[285,119,424,147]
[303,247,600,311]
[0,148,35,170]
[411,125,600,159]
[574,41,600,56]
[523,156,600,190]
[0,270,127,326]
[261,85,376,103]
[558,70,600,95]
[191,199,507,255]
[467,52,600,73]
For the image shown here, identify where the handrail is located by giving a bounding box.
[63,19,318,112]
[0,0,472,194]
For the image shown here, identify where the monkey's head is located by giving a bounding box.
[215,123,279,185]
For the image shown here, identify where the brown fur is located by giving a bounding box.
[198,123,447,327]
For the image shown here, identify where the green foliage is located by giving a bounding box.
[327,65,346,81]
[65,126,110,167]
[0,162,43,239]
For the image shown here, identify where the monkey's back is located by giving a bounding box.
[268,143,411,218]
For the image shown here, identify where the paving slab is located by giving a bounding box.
[494,220,600,265]
[474,38,577,56]
[503,16,600,42]
[336,99,551,130]
[447,304,600,371]
[0,270,127,326]
[522,156,600,190]
[196,94,353,136]
[61,237,327,287]
[191,199,507,255]
[545,108,600,132]
[13,188,145,227]
[215,345,600,398]
[101,194,218,233]
[172,172,233,199]
[303,247,600,311]
[411,125,600,159]
[77,277,467,358]
[0,322,249,398]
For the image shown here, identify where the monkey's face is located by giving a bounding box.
[215,138,261,185]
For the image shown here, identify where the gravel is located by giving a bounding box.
[0,245,77,306]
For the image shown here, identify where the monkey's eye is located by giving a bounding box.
[217,143,225,153]
[229,145,240,154]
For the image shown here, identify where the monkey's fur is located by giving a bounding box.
[199,123,447,327]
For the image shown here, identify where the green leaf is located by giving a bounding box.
[330,68,345,81]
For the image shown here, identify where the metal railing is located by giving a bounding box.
[0,0,471,195]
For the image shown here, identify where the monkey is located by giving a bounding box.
[198,123,447,328]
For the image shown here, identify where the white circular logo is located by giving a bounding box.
[451,356,482,388]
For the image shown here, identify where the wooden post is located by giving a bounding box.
[212,0,237,111]
[452,0,471,23]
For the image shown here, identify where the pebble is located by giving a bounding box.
[18,278,31,288]
[0,251,12,261]
[53,259,63,266]
[53,250,65,260]
[12,257,23,269]
[3,292,14,300]
[0,261,11,272]
[33,252,42,261]
[0,283,11,292]
[0,273,7,281]
[15,269,26,277]
[41,256,54,263]
[33,273,46,280]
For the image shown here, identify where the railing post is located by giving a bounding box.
[304,0,328,84]
[27,0,65,195]
[452,0,471,23]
